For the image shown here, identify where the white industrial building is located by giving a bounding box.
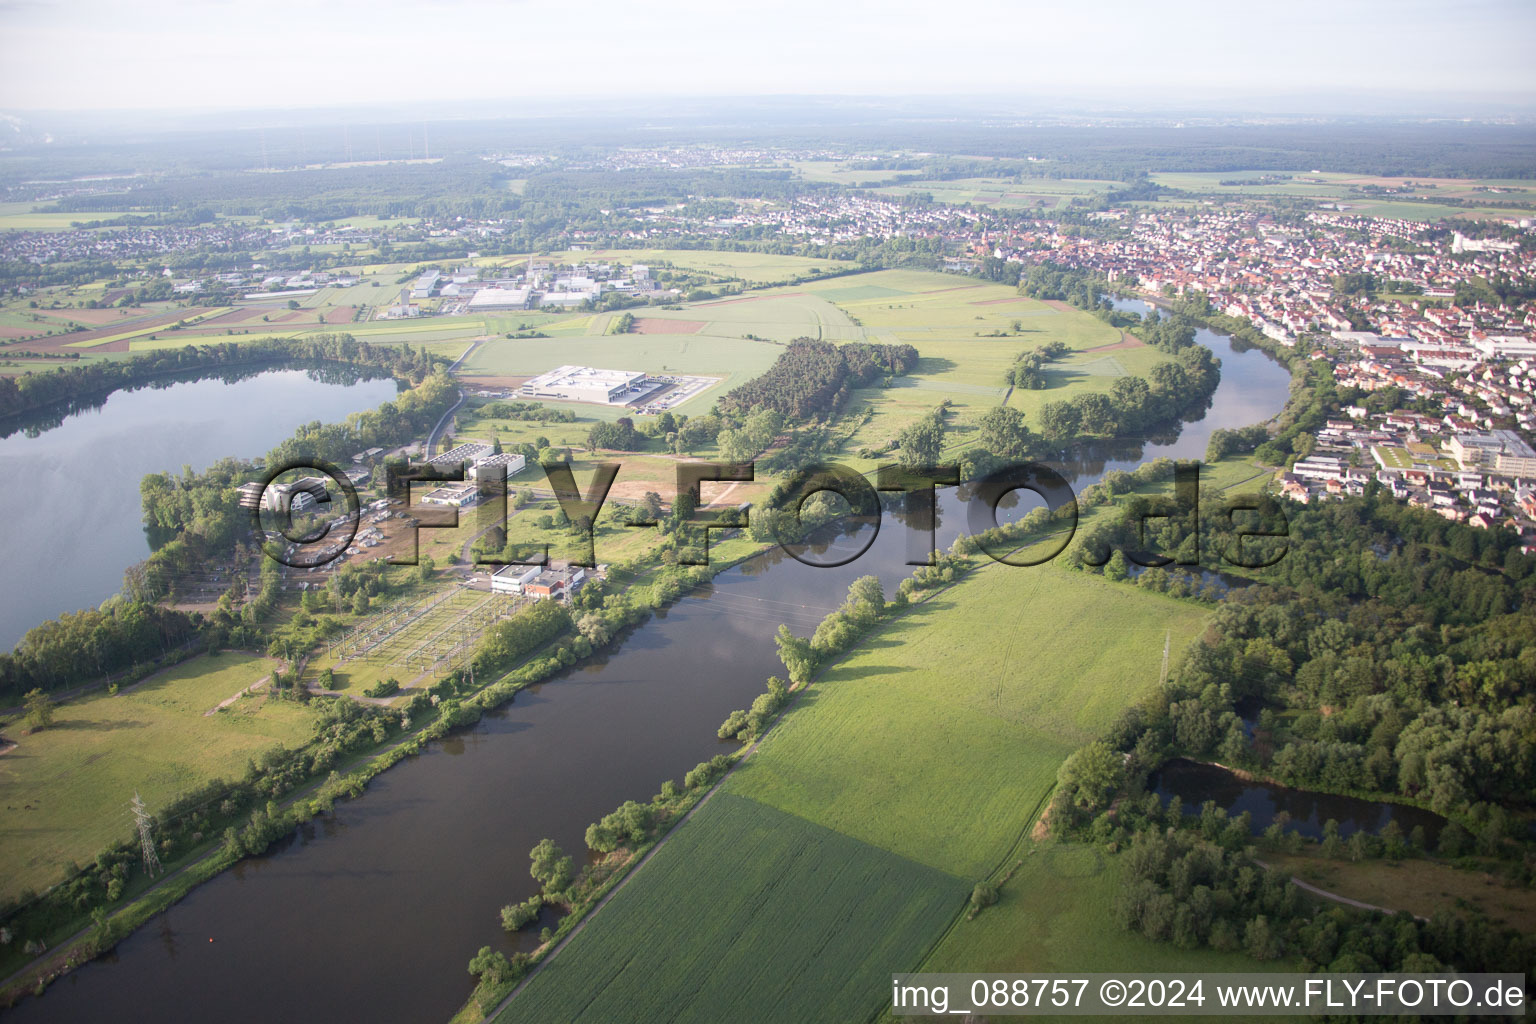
[469,452,527,481]
[490,565,540,594]
[520,365,658,405]
[419,482,479,508]
[467,287,531,310]
[429,442,493,467]
[537,291,596,308]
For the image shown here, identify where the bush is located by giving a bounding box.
[364,678,400,698]
[500,895,543,931]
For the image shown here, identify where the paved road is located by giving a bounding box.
[425,337,486,458]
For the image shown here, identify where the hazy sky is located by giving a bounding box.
[2,0,1534,112]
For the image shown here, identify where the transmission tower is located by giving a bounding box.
[131,792,162,878]
[1159,630,1171,687]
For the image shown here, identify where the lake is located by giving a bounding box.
[0,368,400,650]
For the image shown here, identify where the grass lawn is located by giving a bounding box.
[0,652,313,901]
[506,792,967,1024]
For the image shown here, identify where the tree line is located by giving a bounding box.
[717,339,918,421]
[0,332,442,424]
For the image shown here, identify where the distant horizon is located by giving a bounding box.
[3,0,1534,114]
[5,92,1536,137]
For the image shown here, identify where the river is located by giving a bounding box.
[0,367,401,651]
[12,305,1294,1023]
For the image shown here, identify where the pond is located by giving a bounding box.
[1152,758,1447,843]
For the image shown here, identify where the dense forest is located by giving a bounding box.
[1064,492,1536,830]
[8,115,1534,184]
[717,339,917,420]
[1045,490,1536,975]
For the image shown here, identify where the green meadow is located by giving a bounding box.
[0,653,311,902]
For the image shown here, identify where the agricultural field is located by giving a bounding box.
[1149,171,1536,220]
[459,267,1164,439]
[874,177,1118,210]
[0,652,312,902]
[506,793,967,1024]
[727,565,1211,877]
[786,160,910,187]
[504,562,1217,1022]
[547,248,859,284]
[0,201,135,231]
[788,269,1168,464]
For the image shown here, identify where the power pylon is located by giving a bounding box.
[131,792,162,878]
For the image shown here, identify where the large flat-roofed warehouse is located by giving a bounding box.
[466,287,531,310]
[520,365,660,405]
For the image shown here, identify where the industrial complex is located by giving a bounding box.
[519,365,662,405]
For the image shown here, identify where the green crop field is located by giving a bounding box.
[727,566,1210,877]
[503,563,1216,1022]
[0,652,313,901]
[505,793,967,1024]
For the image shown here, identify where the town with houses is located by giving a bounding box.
[1003,208,1536,547]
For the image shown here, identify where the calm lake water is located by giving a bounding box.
[1153,758,1447,843]
[14,309,1296,1023]
[0,368,400,650]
